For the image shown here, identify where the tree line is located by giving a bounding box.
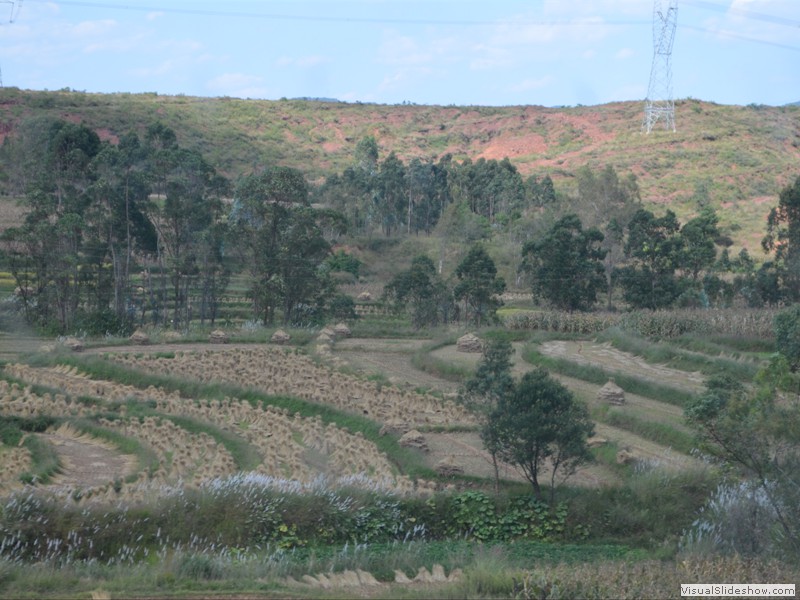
[0,119,350,334]
[2,119,799,334]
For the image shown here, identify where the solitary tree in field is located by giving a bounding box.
[685,366,800,557]
[489,368,594,502]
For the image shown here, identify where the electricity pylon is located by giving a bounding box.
[643,0,678,133]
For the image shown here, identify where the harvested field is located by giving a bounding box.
[1,361,417,500]
[1,331,709,501]
[334,337,458,391]
[108,346,473,427]
[429,342,700,470]
[538,340,706,394]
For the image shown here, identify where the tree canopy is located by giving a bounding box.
[489,367,594,501]
[453,245,506,327]
[522,213,607,311]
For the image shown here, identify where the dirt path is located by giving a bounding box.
[40,426,137,490]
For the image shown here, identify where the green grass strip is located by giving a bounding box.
[598,327,761,382]
[410,337,471,383]
[522,345,695,408]
[591,405,696,455]
[19,433,61,485]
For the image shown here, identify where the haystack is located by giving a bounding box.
[271,329,291,344]
[597,379,625,405]
[456,333,483,353]
[163,330,183,342]
[399,429,429,452]
[333,322,352,338]
[379,421,410,436]
[435,455,464,477]
[61,336,84,352]
[129,329,150,345]
[316,332,334,346]
[209,329,229,344]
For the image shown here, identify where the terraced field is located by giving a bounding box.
[0,326,712,504]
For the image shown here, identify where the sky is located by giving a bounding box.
[0,0,798,107]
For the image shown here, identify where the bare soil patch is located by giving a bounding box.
[333,338,457,391]
[41,426,137,490]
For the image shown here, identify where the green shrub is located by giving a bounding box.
[175,553,227,581]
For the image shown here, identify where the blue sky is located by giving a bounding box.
[1,0,798,106]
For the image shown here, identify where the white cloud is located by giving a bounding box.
[71,19,117,37]
[206,72,269,98]
[509,75,554,92]
[469,44,513,70]
[275,55,331,68]
[615,47,634,59]
[378,33,434,66]
[146,12,164,21]
[378,66,434,92]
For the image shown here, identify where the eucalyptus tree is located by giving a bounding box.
[617,208,684,309]
[232,166,334,325]
[143,125,230,328]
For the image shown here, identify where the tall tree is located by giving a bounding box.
[617,208,684,309]
[232,167,333,324]
[1,121,102,332]
[86,133,157,322]
[762,175,800,301]
[453,245,506,326]
[678,207,726,282]
[459,339,515,493]
[145,132,229,329]
[522,213,607,311]
[383,255,453,329]
[374,152,407,236]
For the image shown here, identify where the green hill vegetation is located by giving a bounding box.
[1,88,799,248]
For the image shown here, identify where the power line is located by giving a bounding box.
[21,0,799,52]
[682,0,800,28]
[22,0,649,27]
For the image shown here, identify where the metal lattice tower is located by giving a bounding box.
[643,0,678,133]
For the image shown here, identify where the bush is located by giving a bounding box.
[72,308,134,337]
[774,304,800,370]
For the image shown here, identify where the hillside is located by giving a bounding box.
[1,87,799,251]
